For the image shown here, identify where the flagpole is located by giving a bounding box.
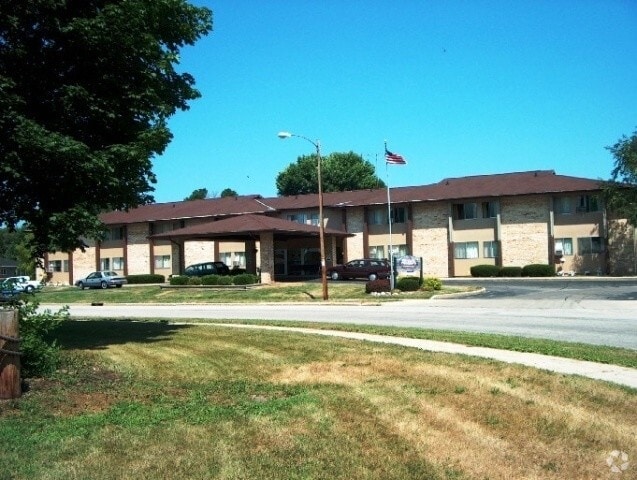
[385,141,394,292]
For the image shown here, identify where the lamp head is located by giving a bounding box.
[277,131,292,139]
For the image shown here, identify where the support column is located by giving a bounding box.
[258,233,274,284]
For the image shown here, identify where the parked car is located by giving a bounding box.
[0,276,42,293]
[184,261,230,277]
[326,258,391,281]
[75,271,127,290]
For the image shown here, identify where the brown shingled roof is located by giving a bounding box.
[100,195,275,224]
[150,214,352,240]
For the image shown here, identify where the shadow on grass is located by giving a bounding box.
[56,319,192,350]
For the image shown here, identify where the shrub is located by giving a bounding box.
[470,264,500,277]
[217,276,233,286]
[365,278,390,294]
[126,274,165,284]
[498,266,522,277]
[232,273,258,285]
[423,277,442,291]
[396,276,421,292]
[201,274,220,285]
[169,275,189,286]
[15,299,69,378]
[230,267,247,275]
[521,264,555,277]
[188,277,202,285]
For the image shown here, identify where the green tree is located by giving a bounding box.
[603,129,637,225]
[0,1,213,260]
[276,151,385,196]
[184,188,209,201]
[220,188,238,197]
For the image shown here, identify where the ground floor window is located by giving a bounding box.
[483,241,498,258]
[454,241,479,259]
[100,258,110,270]
[389,244,408,257]
[578,236,603,255]
[112,257,125,270]
[369,245,385,259]
[154,255,171,269]
[48,260,69,272]
[554,238,573,256]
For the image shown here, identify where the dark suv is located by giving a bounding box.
[184,261,230,277]
[326,258,391,281]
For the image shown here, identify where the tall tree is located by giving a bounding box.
[220,188,238,198]
[0,0,213,260]
[603,129,637,225]
[276,151,385,196]
[184,188,209,201]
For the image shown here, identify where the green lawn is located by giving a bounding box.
[2,320,635,479]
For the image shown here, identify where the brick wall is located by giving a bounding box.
[127,223,151,275]
[345,207,365,260]
[412,202,450,278]
[500,196,550,266]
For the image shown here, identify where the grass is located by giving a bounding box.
[35,281,465,304]
[2,320,635,479]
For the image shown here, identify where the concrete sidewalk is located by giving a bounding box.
[205,323,637,389]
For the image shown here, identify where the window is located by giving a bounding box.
[287,213,320,226]
[483,241,498,258]
[219,252,232,266]
[368,245,385,259]
[578,237,603,255]
[388,244,408,257]
[576,195,600,213]
[481,201,498,218]
[104,226,124,241]
[391,206,406,223]
[100,258,110,270]
[154,255,171,269]
[453,202,477,220]
[368,208,386,225]
[554,197,572,215]
[112,257,125,270]
[554,238,573,256]
[48,260,68,272]
[233,252,246,268]
[454,241,479,259]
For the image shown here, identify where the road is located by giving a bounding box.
[40,278,637,350]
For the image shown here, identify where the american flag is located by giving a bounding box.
[385,147,406,165]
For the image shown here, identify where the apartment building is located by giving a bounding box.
[42,170,636,284]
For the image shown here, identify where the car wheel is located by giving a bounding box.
[100,281,108,289]
[78,282,85,290]
[25,285,34,293]
[330,271,340,281]
[368,273,378,281]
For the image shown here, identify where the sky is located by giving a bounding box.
[151,0,637,203]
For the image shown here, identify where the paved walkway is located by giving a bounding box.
[203,323,637,389]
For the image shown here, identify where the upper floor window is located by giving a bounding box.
[104,226,124,241]
[576,195,600,213]
[453,202,477,220]
[391,206,406,223]
[287,212,319,226]
[554,197,572,215]
[368,208,387,225]
[481,201,499,218]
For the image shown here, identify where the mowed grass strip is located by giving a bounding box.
[2,320,636,480]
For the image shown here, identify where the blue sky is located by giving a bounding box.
[152,0,637,203]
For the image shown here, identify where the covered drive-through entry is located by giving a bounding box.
[151,214,352,283]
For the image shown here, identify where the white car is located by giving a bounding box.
[1,276,42,293]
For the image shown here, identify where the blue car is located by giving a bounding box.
[75,271,128,290]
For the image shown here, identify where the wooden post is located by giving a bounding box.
[0,309,21,399]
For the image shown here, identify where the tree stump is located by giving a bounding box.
[0,309,21,399]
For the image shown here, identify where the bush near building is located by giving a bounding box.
[470,265,500,277]
[126,274,165,284]
[365,279,391,293]
[498,266,523,277]
[423,277,442,291]
[396,276,421,292]
[521,264,555,277]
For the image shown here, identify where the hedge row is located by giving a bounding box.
[470,264,554,277]
[365,276,443,294]
[169,273,259,286]
[126,274,166,284]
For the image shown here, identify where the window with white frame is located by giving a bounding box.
[577,236,603,255]
[367,208,386,225]
[233,252,246,268]
[287,213,320,226]
[453,202,477,220]
[154,255,171,269]
[112,257,125,270]
[481,201,499,218]
[368,245,385,259]
[48,260,69,272]
[219,252,232,266]
[483,241,498,258]
[454,241,479,259]
[554,238,573,256]
[100,258,110,270]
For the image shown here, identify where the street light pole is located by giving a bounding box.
[277,131,329,300]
